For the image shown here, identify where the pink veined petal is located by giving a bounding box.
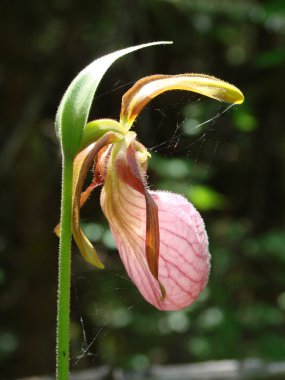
[115,142,161,288]
[101,177,210,311]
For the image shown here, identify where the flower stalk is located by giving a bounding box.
[56,156,73,380]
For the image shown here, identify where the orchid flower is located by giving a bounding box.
[55,43,244,379]
[56,72,243,311]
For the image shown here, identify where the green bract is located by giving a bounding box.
[55,41,172,158]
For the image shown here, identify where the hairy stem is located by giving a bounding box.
[56,156,73,380]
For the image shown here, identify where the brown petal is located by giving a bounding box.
[120,74,244,128]
[72,132,119,267]
[55,131,120,268]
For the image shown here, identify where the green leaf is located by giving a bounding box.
[188,185,226,211]
[233,107,257,132]
[56,41,172,158]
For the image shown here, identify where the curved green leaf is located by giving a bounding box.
[56,41,172,158]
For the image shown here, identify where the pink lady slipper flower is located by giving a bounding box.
[55,43,244,310]
[56,72,244,311]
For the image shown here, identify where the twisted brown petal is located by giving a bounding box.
[120,74,244,128]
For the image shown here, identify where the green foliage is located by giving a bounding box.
[233,106,257,132]
[188,185,226,210]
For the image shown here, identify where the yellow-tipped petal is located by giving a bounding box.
[120,74,244,128]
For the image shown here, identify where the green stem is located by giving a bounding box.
[56,156,73,380]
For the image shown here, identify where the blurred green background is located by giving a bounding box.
[1,0,285,378]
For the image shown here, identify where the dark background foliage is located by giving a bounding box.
[1,0,285,378]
